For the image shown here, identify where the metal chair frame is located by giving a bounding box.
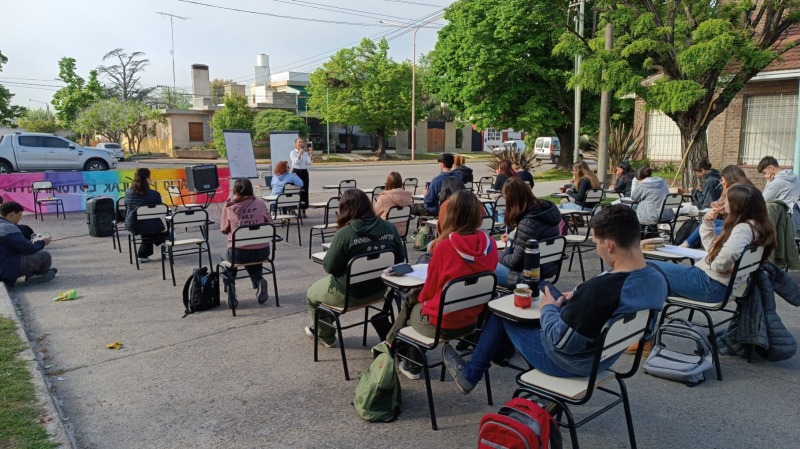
[385,205,413,262]
[271,193,303,245]
[160,209,213,286]
[564,205,605,282]
[403,178,418,194]
[127,203,170,270]
[308,196,340,259]
[112,197,127,253]
[32,181,64,220]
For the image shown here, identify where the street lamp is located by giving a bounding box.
[29,99,51,117]
[380,16,441,161]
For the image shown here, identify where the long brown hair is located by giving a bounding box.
[440,190,483,237]
[385,172,403,190]
[503,176,539,228]
[231,178,255,203]
[132,168,151,196]
[498,160,516,178]
[573,161,600,188]
[706,184,775,264]
[720,165,753,188]
[337,189,375,228]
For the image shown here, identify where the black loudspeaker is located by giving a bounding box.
[185,165,219,192]
[86,197,115,237]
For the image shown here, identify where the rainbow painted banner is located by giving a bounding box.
[0,167,231,213]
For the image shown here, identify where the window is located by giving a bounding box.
[645,110,682,161]
[103,143,121,149]
[43,136,70,148]
[188,122,204,142]
[486,128,501,142]
[18,136,42,147]
[740,93,797,166]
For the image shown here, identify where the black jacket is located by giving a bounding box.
[517,170,534,187]
[500,201,562,288]
[124,188,166,235]
[613,172,634,197]
[452,166,474,183]
[568,178,598,208]
[692,169,722,209]
[492,174,510,191]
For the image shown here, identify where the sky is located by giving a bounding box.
[0,0,451,110]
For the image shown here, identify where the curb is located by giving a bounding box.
[0,284,76,448]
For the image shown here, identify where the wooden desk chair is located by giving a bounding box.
[32,181,64,220]
[392,272,497,430]
[514,309,656,449]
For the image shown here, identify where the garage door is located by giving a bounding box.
[740,93,797,166]
[645,110,682,161]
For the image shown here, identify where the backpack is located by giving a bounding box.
[353,342,402,422]
[673,219,700,247]
[478,397,562,449]
[181,267,220,317]
[643,318,713,386]
[413,223,433,251]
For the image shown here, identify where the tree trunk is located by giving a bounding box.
[554,125,575,169]
[373,131,386,159]
[676,122,709,190]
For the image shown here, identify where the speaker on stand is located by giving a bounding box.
[185,165,219,192]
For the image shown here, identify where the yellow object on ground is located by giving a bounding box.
[53,290,78,301]
[106,341,123,350]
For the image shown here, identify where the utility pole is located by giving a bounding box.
[569,0,585,164]
[597,22,613,186]
[156,12,190,90]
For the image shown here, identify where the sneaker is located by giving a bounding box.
[398,360,422,380]
[25,270,56,286]
[304,326,335,348]
[442,344,476,395]
[226,284,238,310]
[49,268,58,275]
[138,257,149,263]
[256,278,269,304]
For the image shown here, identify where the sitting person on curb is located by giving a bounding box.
[443,205,667,393]
[495,177,561,288]
[412,153,458,217]
[125,168,166,263]
[373,171,413,235]
[386,190,499,379]
[220,178,274,308]
[649,184,776,303]
[0,201,56,287]
[305,189,405,348]
[270,161,304,195]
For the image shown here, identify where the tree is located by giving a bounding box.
[559,1,800,186]
[51,58,104,128]
[17,108,59,133]
[210,79,234,105]
[155,87,191,109]
[73,99,130,144]
[0,50,27,126]
[210,94,253,156]
[98,48,155,102]
[121,101,163,154]
[427,0,591,166]
[253,109,309,141]
[308,38,413,158]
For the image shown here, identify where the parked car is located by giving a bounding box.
[0,133,118,173]
[95,142,125,161]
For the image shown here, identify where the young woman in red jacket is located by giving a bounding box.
[386,190,499,379]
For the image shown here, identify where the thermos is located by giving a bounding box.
[522,239,540,299]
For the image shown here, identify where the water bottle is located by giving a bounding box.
[522,239,540,299]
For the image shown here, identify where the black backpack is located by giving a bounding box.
[182,267,220,317]
[673,219,700,247]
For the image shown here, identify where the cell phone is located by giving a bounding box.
[391,263,413,276]
[307,143,313,151]
[539,281,563,300]
[42,232,51,238]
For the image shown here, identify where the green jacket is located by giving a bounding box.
[766,201,800,270]
[323,217,405,297]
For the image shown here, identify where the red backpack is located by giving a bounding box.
[478,398,562,449]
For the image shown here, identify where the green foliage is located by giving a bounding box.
[0,50,26,126]
[307,38,412,157]
[210,79,234,105]
[659,161,678,174]
[120,101,162,154]
[630,158,651,171]
[51,58,104,128]
[487,146,541,173]
[253,109,309,141]
[73,98,132,144]
[0,317,59,449]
[17,108,59,133]
[155,87,191,109]
[210,94,253,156]
[97,48,154,102]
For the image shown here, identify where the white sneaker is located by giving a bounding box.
[138,257,149,263]
[398,360,422,380]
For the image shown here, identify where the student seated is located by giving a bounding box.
[412,153,458,217]
[650,184,776,303]
[270,161,304,195]
[125,168,166,263]
[631,166,673,227]
[491,161,516,191]
[386,190,499,379]
[443,205,667,392]
[495,177,561,288]
[757,155,800,210]
[560,161,601,211]
[305,189,405,347]
[513,163,535,188]
[690,159,722,210]
[613,161,634,197]
[452,155,474,183]
[373,171,413,235]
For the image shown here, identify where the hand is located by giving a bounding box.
[500,234,509,243]
[710,200,720,209]
[703,208,718,221]
[43,237,52,246]
[539,286,566,311]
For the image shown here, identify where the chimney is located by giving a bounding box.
[255,54,270,86]
[191,64,211,107]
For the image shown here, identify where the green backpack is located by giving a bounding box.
[413,224,433,251]
[353,342,402,422]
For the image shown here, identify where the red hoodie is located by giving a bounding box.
[220,196,272,249]
[419,231,499,329]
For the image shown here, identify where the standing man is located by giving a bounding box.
[290,137,313,218]
[0,201,57,287]
[758,156,800,210]
[412,153,458,217]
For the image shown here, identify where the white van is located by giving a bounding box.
[533,136,562,164]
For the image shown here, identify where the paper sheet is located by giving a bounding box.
[658,245,707,260]
[405,264,428,281]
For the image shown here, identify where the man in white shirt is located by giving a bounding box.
[289,138,313,217]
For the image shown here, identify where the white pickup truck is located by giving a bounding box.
[0,133,118,173]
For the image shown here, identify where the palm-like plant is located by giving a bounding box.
[608,122,643,169]
[487,144,541,173]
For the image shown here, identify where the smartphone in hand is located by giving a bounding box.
[539,281,563,301]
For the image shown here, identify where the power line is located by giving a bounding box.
[156,12,191,90]
[0,80,64,88]
[258,0,440,24]
[0,76,63,83]
[382,0,448,7]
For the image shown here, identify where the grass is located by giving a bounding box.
[533,168,572,181]
[0,317,58,449]
[388,152,493,161]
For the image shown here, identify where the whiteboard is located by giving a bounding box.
[269,131,299,176]
[223,130,258,179]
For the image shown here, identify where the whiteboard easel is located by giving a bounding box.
[223,130,258,180]
[269,131,299,176]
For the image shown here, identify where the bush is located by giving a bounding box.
[487,145,541,173]
[252,109,309,141]
[210,94,253,157]
[659,161,678,173]
[630,158,651,171]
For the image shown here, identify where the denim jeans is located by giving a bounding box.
[560,201,591,211]
[495,263,511,287]
[684,219,723,247]
[463,315,576,384]
[648,260,727,303]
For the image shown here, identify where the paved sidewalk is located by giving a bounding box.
[5,198,800,448]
